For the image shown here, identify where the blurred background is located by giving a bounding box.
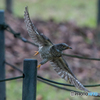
[0,0,100,100]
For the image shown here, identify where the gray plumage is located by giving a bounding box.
[24,6,90,92]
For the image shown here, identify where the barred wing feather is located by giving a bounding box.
[50,57,90,92]
[24,7,53,47]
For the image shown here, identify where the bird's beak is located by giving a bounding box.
[68,46,72,49]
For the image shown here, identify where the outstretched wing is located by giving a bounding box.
[24,7,53,47]
[50,57,90,92]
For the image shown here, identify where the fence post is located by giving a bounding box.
[97,0,100,26]
[22,59,37,100]
[96,0,100,44]
[5,0,13,14]
[0,10,6,100]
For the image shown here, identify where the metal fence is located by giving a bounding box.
[0,10,100,100]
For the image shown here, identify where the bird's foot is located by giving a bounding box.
[37,64,41,69]
[34,51,39,56]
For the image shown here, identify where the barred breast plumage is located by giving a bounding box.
[39,46,53,59]
[39,45,61,59]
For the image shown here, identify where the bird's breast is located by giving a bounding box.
[39,46,52,59]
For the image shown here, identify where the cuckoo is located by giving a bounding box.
[24,7,90,92]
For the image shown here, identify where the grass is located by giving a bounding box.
[6,79,100,100]
[0,0,97,27]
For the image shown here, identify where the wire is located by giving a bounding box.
[38,79,100,97]
[6,25,38,47]
[4,23,100,61]
[62,53,100,61]
[0,76,23,82]
[37,76,100,87]
[5,61,23,74]
[1,23,100,96]
[4,61,100,88]
[0,23,8,30]
[1,23,100,61]
[37,78,82,93]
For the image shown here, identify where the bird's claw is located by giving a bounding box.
[34,51,39,56]
[37,64,41,69]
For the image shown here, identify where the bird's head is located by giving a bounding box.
[55,43,72,51]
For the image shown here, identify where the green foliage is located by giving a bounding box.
[6,80,22,100]
[6,79,100,100]
[0,0,96,27]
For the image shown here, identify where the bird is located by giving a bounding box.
[24,6,90,92]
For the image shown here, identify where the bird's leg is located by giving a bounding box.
[34,51,39,56]
[37,59,49,69]
[37,64,41,69]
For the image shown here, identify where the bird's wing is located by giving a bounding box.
[50,57,90,92]
[24,7,53,47]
